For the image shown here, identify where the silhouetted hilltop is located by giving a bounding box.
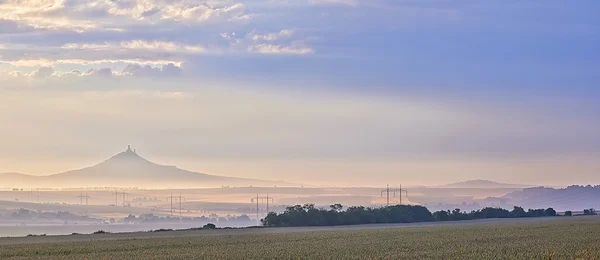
[0,146,294,189]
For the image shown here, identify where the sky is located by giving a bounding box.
[0,0,599,187]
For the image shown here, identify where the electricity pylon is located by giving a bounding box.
[250,193,274,225]
[113,190,119,207]
[167,193,176,216]
[122,192,129,207]
[77,191,91,205]
[381,185,409,206]
[178,193,186,220]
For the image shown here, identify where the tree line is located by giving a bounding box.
[262,204,563,227]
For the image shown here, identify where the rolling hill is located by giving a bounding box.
[439,179,531,189]
[0,146,293,189]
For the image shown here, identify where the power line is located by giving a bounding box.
[250,193,274,225]
[380,184,409,206]
[122,192,129,207]
[113,190,119,207]
[166,194,185,219]
[77,191,91,205]
[167,193,175,216]
[178,193,186,220]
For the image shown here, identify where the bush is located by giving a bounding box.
[203,223,216,229]
[93,230,108,234]
[583,208,597,215]
[564,211,572,216]
[153,229,173,232]
[544,208,557,217]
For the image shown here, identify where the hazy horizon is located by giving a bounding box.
[1,145,598,187]
[1,1,599,188]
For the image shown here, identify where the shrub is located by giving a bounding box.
[153,229,174,232]
[544,208,557,217]
[583,208,596,215]
[203,223,216,229]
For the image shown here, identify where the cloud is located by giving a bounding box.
[222,29,314,55]
[0,63,183,83]
[29,66,54,78]
[0,19,36,33]
[160,2,251,23]
[0,39,191,67]
[1,1,322,74]
[0,0,252,32]
[84,67,114,77]
[62,40,205,53]
[248,43,314,55]
[0,30,312,71]
[251,29,294,41]
[121,63,183,77]
[308,0,357,6]
[1,58,182,67]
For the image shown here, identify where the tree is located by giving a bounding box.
[261,204,557,227]
[544,208,557,217]
[584,208,597,215]
[527,209,545,217]
[564,211,572,216]
[203,223,216,229]
[433,210,450,221]
[330,204,343,212]
[511,206,527,218]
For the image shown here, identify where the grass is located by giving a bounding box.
[1,217,600,259]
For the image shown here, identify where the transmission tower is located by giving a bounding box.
[178,193,186,220]
[381,184,390,206]
[166,193,185,219]
[167,194,175,216]
[113,190,119,207]
[77,191,91,205]
[122,192,129,207]
[380,184,409,206]
[250,193,274,225]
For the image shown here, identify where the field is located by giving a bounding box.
[1,217,599,259]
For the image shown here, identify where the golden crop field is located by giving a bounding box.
[1,217,600,259]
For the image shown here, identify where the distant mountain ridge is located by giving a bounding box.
[439,179,531,189]
[500,185,600,211]
[0,146,294,189]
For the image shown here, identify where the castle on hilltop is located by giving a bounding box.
[125,145,137,154]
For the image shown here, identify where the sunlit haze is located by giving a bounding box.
[1,0,599,188]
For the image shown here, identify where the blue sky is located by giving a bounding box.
[0,0,599,186]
